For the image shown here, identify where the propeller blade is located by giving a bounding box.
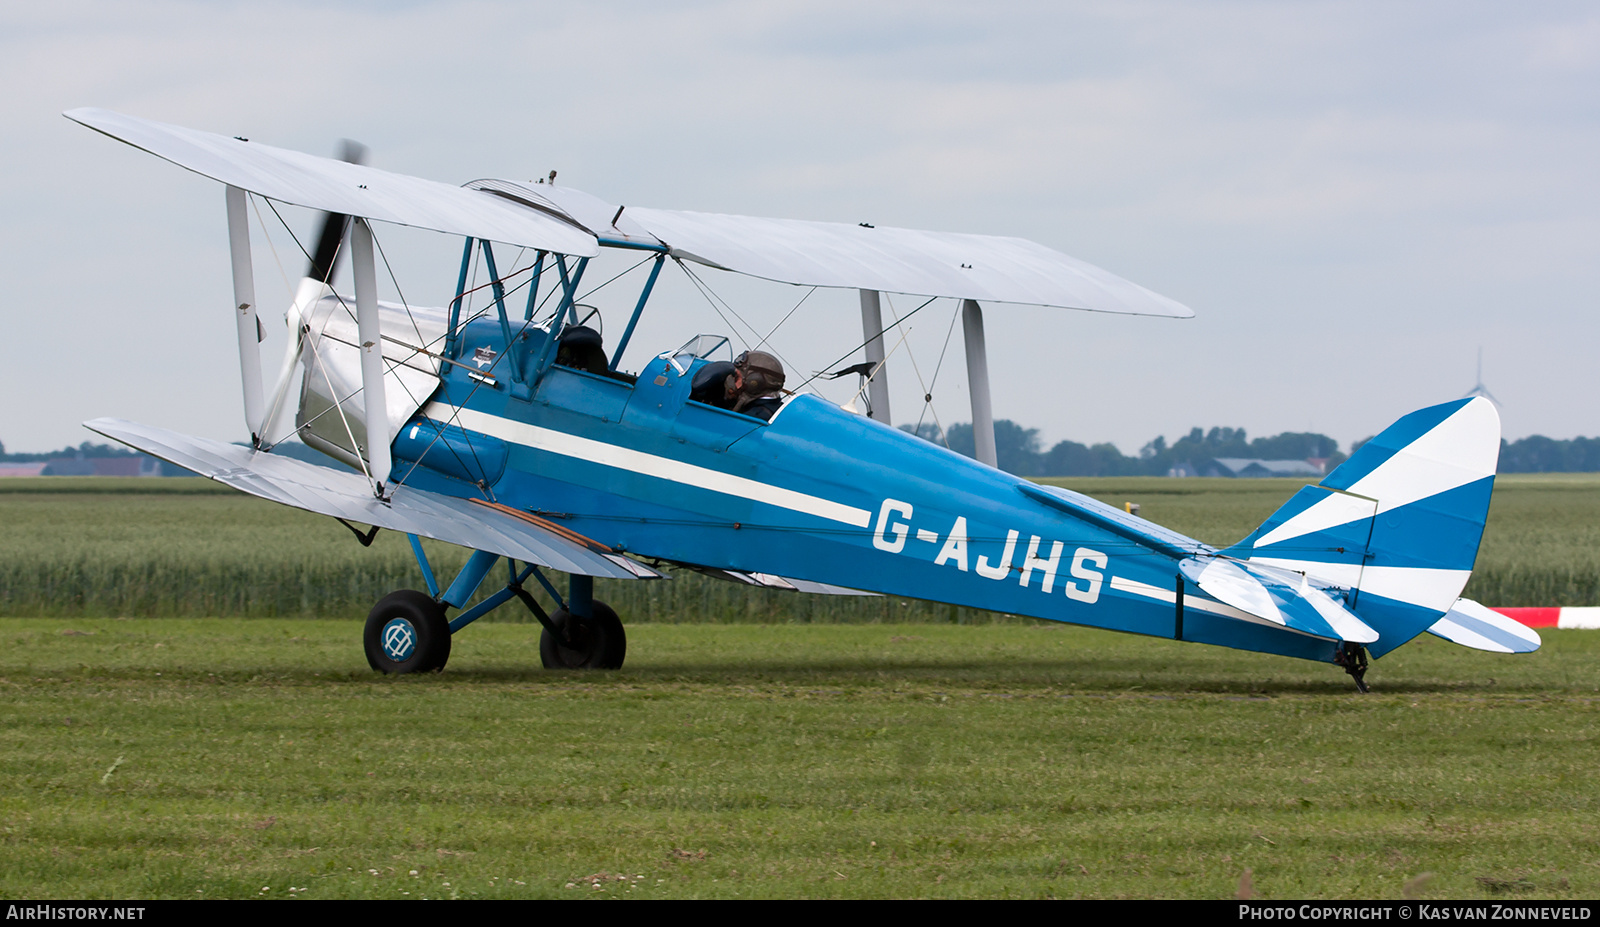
[305,139,369,283]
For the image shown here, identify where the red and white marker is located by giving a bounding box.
[1492,607,1600,630]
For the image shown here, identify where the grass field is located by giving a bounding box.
[3,477,1596,899]
[1,619,1595,900]
[1,473,1598,620]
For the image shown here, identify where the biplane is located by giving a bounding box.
[66,108,1539,691]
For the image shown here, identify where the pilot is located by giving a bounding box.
[687,350,786,421]
[730,350,786,421]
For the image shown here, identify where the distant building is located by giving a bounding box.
[42,456,140,476]
[29,454,173,476]
[1207,458,1324,478]
[0,446,187,477]
[0,463,48,477]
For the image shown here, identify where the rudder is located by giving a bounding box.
[1224,397,1500,657]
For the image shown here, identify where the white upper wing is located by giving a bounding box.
[628,207,1192,317]
[509,182,1191,316]
[470,180,665,250]
[65,108,598,257]
[69,107,1188,314]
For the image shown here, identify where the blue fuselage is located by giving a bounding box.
[392,320,1337,664]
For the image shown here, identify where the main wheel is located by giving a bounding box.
[364,590,451,674]
[539,600,626,670]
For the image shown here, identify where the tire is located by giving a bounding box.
[539,600,626,670]
[364,590,451,674]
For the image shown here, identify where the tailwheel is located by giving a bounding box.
[539,600,626,670]
[364,590,451,674]
[1334,641,1370,693]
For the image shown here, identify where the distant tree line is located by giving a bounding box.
[0,440,138,463]
[1496,435,1600,473]
[903,422,1600,477]
[0,425,1593,476]
[900,421,1346,477]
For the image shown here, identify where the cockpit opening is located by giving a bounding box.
[550,308,637,384]
[687,348,786,422]
[553,325,608,376]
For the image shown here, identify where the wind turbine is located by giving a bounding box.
[1463,348,1500,406]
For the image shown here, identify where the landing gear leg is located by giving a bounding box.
[538,601,626,669]
[1334,642,1370,693]
[527,574,627,670]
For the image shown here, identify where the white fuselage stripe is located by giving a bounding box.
[425,403,873,528]
[1111,576,1264,623]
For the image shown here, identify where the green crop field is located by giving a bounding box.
[1,473,1597,620]
[1,476,1596,899]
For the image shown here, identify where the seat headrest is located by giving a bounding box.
[560,325,603,349]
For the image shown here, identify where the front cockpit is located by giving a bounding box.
[542,326,786,425]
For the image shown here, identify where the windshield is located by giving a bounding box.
[672,334,731,363]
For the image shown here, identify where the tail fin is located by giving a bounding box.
[1224,397,1500,657]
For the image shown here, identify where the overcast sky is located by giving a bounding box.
[3,1,1595,456]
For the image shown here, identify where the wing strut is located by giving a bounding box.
[350,217,392,495]
[858,289,893,424]
[225,185,266,445]
[961,299,998,468]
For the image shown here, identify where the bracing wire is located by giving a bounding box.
[370,231,428,351]
[394,248,656,496]
[577,254,656,304]
[674,260,760,349]
[253,194,362,449]
[262,199,316,267]
[254,203,490,499]
[881,293,948,440]
[248,196,295,311]
[390,241,495,499]
[297,317,374,490]
[916,301,964,447]
[755,286,817,352]
[673,260,805,390]
[791,294,940,397]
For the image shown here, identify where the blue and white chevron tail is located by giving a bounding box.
[1223,397,1500,657]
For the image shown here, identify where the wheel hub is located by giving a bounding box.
[381,617,418,662]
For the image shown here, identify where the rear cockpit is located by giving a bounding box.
[428,313,786,469]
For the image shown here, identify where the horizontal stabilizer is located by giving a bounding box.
[64,108,597,256]
[1428,599,1542,653]
[85,418,658,581]
[1179,556,1378,643]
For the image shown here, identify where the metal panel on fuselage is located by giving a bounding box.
[413,320,1334,662]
